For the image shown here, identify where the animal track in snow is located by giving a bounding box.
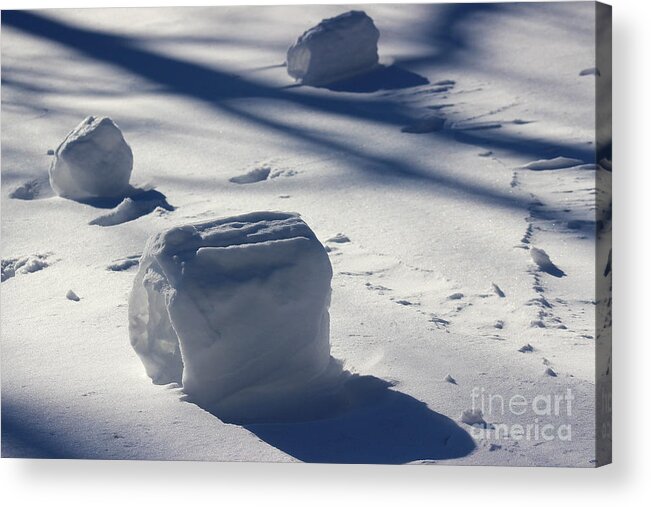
[512,157,600,336]
[364,282,391,295]
[412,81,455,96]
[229,167,271,184]
[326,233,351,244]
[107,255,140,271]
[491,283,505,297]
[403,94,529,136]
[269,169,298,179]
[9,179,44,200]
[1,253,52,282]
[329,240,478,332]
[530,247,565,278]
[230,164,299,184]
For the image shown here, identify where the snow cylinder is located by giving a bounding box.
[49,116,133,200]
[287,10,380,86]
[128,212,341,423]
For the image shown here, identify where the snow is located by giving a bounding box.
[1,3,606,466]
[66,289,80,301]
[522,156,585,171]
[530,247,566,278]
[49,116,133,200]
[128,211,343,423]
[401,116,446,134]
[229,167,271,184]
[9,179,42,200]
[287,11,380,86]
[326,233,351,244]
[88,190,173,226]
[1,253,51,282]
[461,408,486,426]
[579,67,600,77]
[106,255,140,272]
[491,282,505,297]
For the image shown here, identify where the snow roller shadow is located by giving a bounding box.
[320,65,429,93]
[224,375,475,464]
[81,186,175,227]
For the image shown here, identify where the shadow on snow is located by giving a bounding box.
[3,9,595,215]
[320,64,429,93]
[201,374,476,464]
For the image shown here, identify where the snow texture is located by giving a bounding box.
[287,11,380,86]
[49,116,133,200]
[129,211,342,423]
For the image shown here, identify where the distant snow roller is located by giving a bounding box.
[286,10,380,86]
[129,211,345,423]
[49,116,133,200]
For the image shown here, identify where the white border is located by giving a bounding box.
[1,0,649,505]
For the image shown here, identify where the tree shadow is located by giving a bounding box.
[0,10,406,124]
[320,65,429,93]
[395,3,502,68]
[2,9,595,215]
[1,402,77,458]
[196,373,475,464]
[452,128,595,164]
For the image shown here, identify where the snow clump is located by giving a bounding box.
[461,408,486,426]
[522,156,584,171]
[49,116,133,200]
[66,290,80,302]
[287,11,380,86]
[128,211,343,423]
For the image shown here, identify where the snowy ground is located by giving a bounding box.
[1,3,606,465]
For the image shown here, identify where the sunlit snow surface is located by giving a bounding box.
[1,3,606,465]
